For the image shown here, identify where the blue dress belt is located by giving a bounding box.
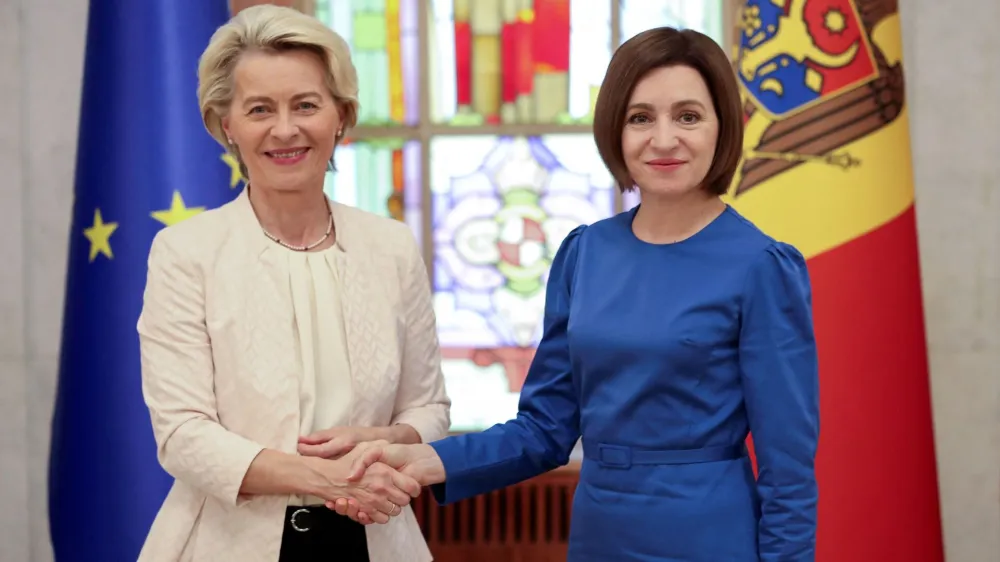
[582,440,747,469]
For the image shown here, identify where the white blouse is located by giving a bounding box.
[279,243,353,506]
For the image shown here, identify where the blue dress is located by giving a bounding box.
[429,205,819,561]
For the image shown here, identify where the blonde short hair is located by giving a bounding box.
[197,4,359,174]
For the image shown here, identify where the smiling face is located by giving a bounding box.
[222,48,342,192]
[621,65,720,199]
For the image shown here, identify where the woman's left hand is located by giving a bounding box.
[297,426,385,459]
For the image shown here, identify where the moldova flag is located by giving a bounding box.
[729,1,943,560]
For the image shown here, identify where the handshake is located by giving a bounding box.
[297,431,446,525]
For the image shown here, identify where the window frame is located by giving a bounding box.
[313,0,738,273]
[307,0,740,433]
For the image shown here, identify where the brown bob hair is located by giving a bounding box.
[593,27,744,195]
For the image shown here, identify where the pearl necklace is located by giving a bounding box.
[251,185,335,252]
[260,207,333,251]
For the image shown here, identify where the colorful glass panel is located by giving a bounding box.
[429,0,611,126]
[430,134,614,429]
[619,0,725,47]
[324,139,423,244]
[316,0,420,126]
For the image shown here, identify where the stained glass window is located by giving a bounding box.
[430,134,614,429]
[324,138,423,243]
[429,0,612,126]
[620,0,725,47]
[316,0,420,126]
[315,0,732,432]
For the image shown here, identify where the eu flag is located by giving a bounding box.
[48,1,235,560]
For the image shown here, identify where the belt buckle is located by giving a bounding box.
[290,508,311,532]
[597,444,632,469]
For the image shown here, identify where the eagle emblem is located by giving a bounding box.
[732,0,905,196]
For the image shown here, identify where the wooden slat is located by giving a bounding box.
[411,465,580,562]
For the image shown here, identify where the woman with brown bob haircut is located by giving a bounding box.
[341,27,820,562]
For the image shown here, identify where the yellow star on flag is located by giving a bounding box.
[151,191,205,227]
[83,208,118,262]
[221,152,245,188]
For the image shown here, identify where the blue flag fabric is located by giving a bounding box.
[48,1,235,560]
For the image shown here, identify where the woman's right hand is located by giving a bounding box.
[310,440,421,524]
[329,441,446,524]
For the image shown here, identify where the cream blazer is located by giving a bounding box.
[136,189,450,562]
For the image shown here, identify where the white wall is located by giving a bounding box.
[0,0,996,560]
[0,0,89,559]
[902,0,1000,558]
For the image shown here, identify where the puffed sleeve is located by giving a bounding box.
[428,225,586,505]
[389,227,451,443]
[137,230,264,506]
[739,242,820,561]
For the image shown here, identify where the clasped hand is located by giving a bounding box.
[298,432,445,525]
[301,439,420,524]
[333,441,445,525]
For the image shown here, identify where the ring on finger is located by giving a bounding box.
[387,502,401,517]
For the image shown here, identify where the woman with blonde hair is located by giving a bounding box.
[136,5,449,561]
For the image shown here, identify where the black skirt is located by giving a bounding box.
[278,506,370,561]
